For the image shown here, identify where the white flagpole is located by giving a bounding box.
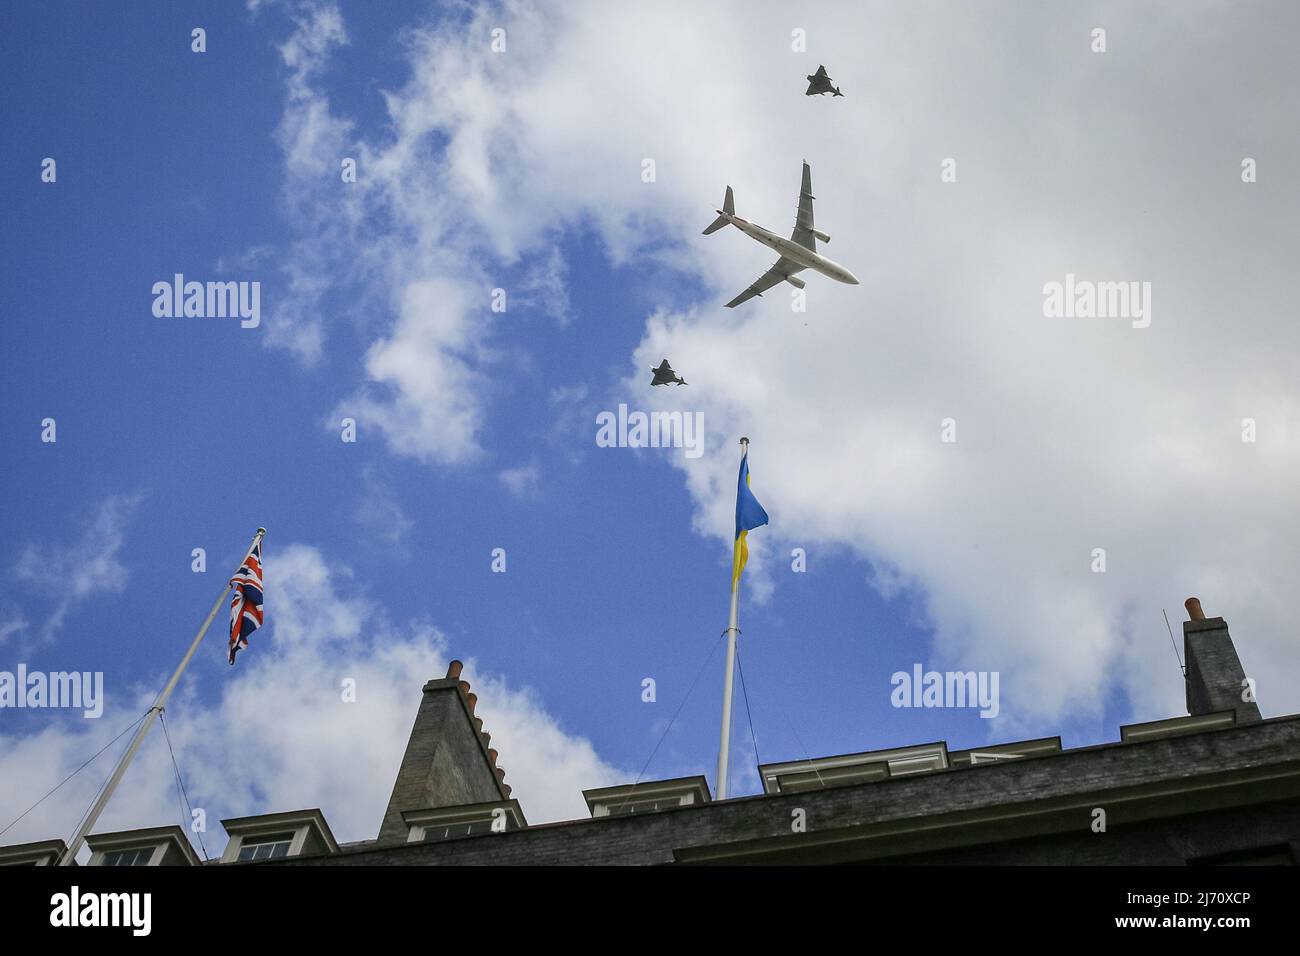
[59,527,265,866]
[716,438,748,800]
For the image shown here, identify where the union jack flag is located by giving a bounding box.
[228,539,264,665]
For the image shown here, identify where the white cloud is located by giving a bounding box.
[499,462,540,498]
[341,278,493,466]
[257,1,1300,737]
[0,542,624,856]
[354,465,414,547]
[261,1,507,463]
[13,494,144,644]
[0,617,25,645]
[256,0,357,365]
[214,244,274,275]
[517,246,571,324]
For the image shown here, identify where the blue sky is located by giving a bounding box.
[3,0,1298,850]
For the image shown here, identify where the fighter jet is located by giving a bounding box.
[805,65,843,97]
[702,160,859,308]
[650,360,687,386]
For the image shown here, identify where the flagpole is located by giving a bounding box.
[59,527,265,865]
[716,438,747,800]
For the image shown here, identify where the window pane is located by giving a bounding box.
[103,848,151,866]
[240,838,291,861]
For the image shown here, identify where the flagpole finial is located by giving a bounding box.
[739,436,749,446]
[257,527,267,535]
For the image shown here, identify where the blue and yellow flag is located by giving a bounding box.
[731,448,769,590]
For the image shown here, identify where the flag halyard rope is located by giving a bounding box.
[159,710,209,862]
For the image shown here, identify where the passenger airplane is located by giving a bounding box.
[703,161,859,307]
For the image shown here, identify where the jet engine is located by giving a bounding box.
[785,275,806,289]
[812,229,831,244]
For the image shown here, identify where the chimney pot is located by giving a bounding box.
[458,680,471,695]
[495,766,506,782]
[446,660,464,680]
[501,783,512,798]
[488,747,498,764]
[1185,597,1205,621]
[480,731,491,748]
[466,692,478,714]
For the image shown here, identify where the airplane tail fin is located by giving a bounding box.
[833,87,844,97]
[702,186,735,235]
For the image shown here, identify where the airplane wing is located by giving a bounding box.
[725,257,805,308]
[655,360,672,372]
[790,161,816,251]
[814,65,829,79]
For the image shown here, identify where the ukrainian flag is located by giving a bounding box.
[731,447,769,590]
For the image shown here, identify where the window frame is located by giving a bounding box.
[236,833,296,862]
[101,846,158,867]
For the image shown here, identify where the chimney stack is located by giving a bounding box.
[1182,598,1261,724]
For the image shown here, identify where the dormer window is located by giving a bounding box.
[220,809,338,864]
[0,840,72,866]
[966,751,1022,765]
[606,796,688,816]
[950,736,1061,767]
[759,744,950,793]
[1120,711,1235,743]
[583,776,712,818]
[101,847,157,866]
[236,834,294,861]
[420,820,498,841]
[85,826,199,866]
[403,800,527,843]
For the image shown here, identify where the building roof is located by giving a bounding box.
[6,604,1297,866]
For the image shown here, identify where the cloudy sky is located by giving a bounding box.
[2,0,1298,858]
